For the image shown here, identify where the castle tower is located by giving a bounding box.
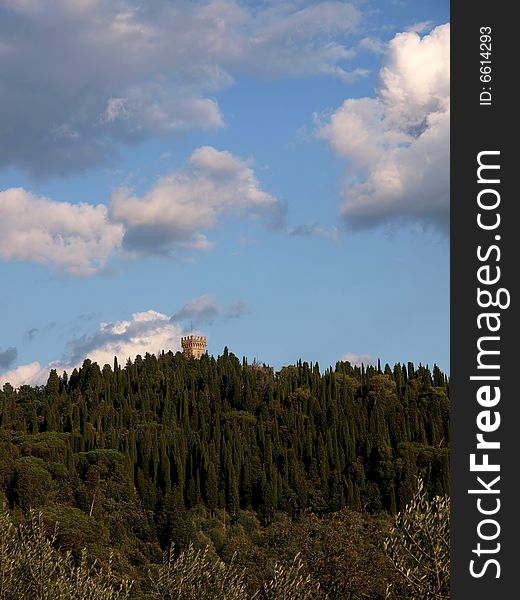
[181,335,207,359]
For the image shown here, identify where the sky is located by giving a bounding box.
[0,0,450,387]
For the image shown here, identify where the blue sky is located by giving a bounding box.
[0,0,449,386]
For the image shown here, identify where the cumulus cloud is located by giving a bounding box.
[0,361,45,389]
[1,0,363,176]
[0,188,124,275]
[318,23,449,232]
[340,352,377,367]
[1,310,182,388]
[111,146,283,254]
[172,295,248,325]
[0,347,18,371]
[1,297,248,387]
[0,146,280,273]
[63,310,183,368]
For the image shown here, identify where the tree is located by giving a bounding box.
[8,456,55,510]
[206,463,218,516]
[384,478,450,600]
[157,486,195,551]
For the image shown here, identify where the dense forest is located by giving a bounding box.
[0,350,450,598]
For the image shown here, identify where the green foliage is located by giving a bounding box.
[0,352,450,597]
[150,543,327,600]
[0,495,451,600]
[1,354,449,520]
[0,507,132,600]
[157,487,195,551]
[8,456,55,509]
[149,544,248,599]
[384,478,450,600]
[254,554,325,600]
[264,510,397,599]
[40,505,105,552]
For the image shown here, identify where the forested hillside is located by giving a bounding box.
[0,350,450,598]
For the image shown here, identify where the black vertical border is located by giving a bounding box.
[451,2,518,598]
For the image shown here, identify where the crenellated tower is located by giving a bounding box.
[181,335,207,359]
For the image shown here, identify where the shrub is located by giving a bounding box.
[149,543,248,599]
[0,507,131,600]
[384,478,449,600]
[253,553,326,600]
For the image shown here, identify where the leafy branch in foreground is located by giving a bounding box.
[1,505,327,600]
[0,507,132,600]
[149,543,248,600]
[150,544,326,600]
[384,478,450,600]
[253,553,326,600]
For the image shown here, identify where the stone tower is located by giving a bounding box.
[181,335,207,359]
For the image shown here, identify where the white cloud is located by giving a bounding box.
[63,310,183,368]
[318,23,449,231]
[0,188,123,275]
[0,146,280,273]
[0,361,46,389]
[101,84,224,135]
[231,1,365,81]
[0,299,248,388]
[111,146,283,254]
[1,0,363,176]
[340,352,377,367]
[1,310,183,388]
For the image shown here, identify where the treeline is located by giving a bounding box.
[0,478,451,600]
[0,350,449,596]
